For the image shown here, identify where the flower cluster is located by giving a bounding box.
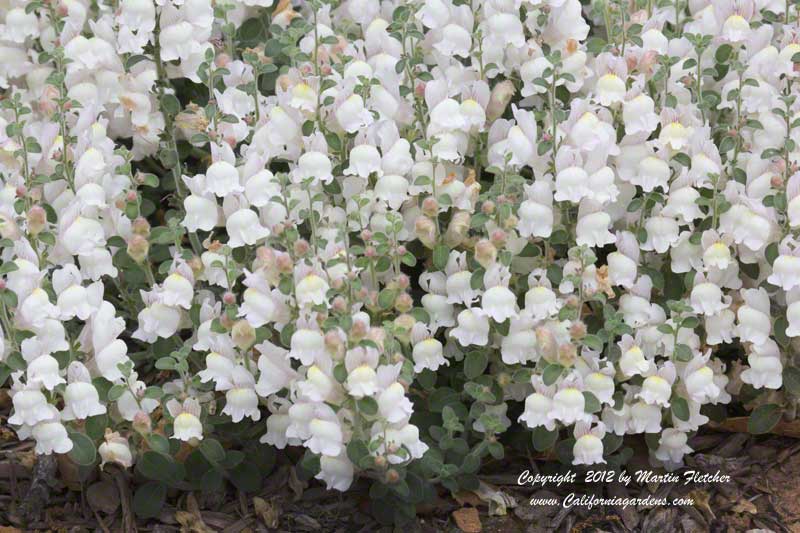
[1,0,799,518]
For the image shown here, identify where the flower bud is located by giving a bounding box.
[490,229,507,248]
[232,320,256,350]
[132,216,150,237]
[415,216,437,249]
[127,234,149,263]
[276,253,294,274]
[422,196,439,217]
[394,292,413,313]
[374,455,388,469]
[570,321,587,340]
[503,214,519,230]
[293,239,310,257]
[557,343,578,367]
[443,210,471,248]
[26,205,46,235]
[350,319,368,341]
[475,239,497,269]
[223,291,236,305]
[384,469,400,484]
[132,411,152,435]
[486,80,515,122]
[396,274,410,289]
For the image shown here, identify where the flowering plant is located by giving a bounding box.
[1,0,799,524]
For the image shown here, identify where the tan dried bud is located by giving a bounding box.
[394,292,413,313]
[557,343,578,367]
[422,196,439,217]
[486,80,516,123]
[475,239,497,269]
[132,216,151,237]
[443,210,471,248]
[127,234,149,263]
[26,205,46,235]
[384,469,400,484]
[232,320,256,350]
[414,216,437,249]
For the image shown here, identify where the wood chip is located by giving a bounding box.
[452,507,482,533]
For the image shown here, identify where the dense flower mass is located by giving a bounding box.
[1,0,799,520]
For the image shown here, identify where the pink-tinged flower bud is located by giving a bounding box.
[360,229,373,241]
[215,53,231,68]
[324,330,344,358]
[132,411,152,435]
[486,80,515,122]
[365,246,377,258]
[503,214,519,230]
[26,205,46,235]
[350,319,368,341]
[374,455,387,469]
[481,201,495,215]
[396,274,410,289]
[272,223,285,236]
[15,185,26,197]
[126,190,138,203]
[422,196,439,217]
[385,469,400,484]
[570,321,587,340]
[232,320,256,350]
[127,234,149,264]
[276,253,294,274]
[394,292,413,313]
[330,278,344,291]
[114,198,126,210]
[0,279,6,290]
[490,229,507,248]
[223,292,236,305]
[293,239,310,257]
[132,216,150,237]
[415,216,437,249]
[396,245,407,255]
[332,296,347,312]
[558,343,578,367]
[475,239,497,269]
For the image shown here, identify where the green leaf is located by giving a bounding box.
[542,364,564,386]
[68,431,97,466]
[133,482,166,519]
[138,451,182,483]
[108,383,129,402]
[784,367,800,396]
[582,334,603,351]
[357,397,378,416]
[228,459,262,493]
[432,244,448,270]
[671,397,690,422]
[748,404,782,435]
[199,438,226,464]
[531,426,558,452]
[673,343,693,362]
[464,351,488,380]
[582,391,601,414]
